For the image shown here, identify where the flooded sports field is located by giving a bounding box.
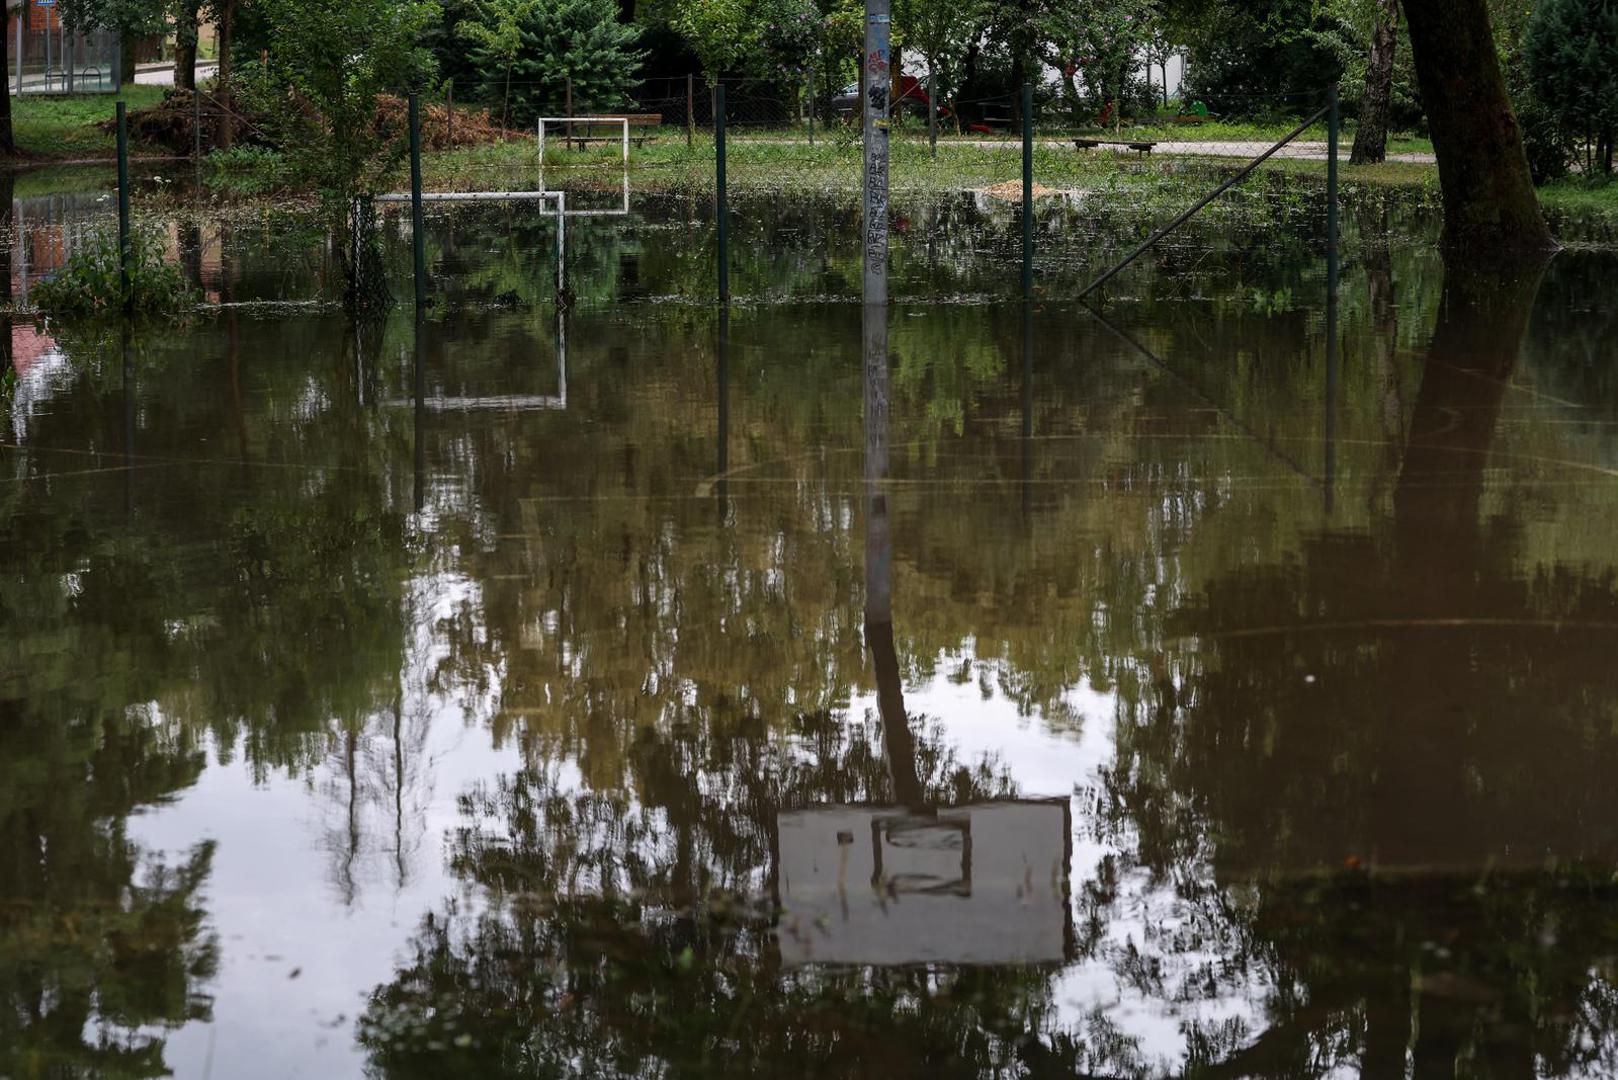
[5,169,1618,1078]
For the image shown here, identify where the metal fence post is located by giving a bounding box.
[409,93,427,308]
[116,101,132,314]
[1326,82,1340,299]
[715,83,728,303]
[1325,82,1340,516]
[686,74,695,149]
[1022,83,1034,300]
[929,68,938,158]
[807,67,815,147]
[863,0,891,307]
[194,88,203,161]
[447,81,455,147]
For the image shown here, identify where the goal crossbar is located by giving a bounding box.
[538,116,630,164]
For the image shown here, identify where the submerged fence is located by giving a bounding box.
[11,79,1345,316]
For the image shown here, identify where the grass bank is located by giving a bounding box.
[7,85,167,162]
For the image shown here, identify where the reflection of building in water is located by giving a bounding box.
[12,190,109,304]
[9,189,227,303]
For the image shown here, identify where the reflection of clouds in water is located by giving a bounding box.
[883,661,1274,1073]
[129,569,526,1080]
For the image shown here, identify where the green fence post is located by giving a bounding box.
[1327,83,1340,298]
[116,100,132,314]
[716,83,729,304]
[409,93,427,309]
[1022,83,1034,300]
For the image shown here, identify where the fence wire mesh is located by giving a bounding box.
[2,79,1353,315]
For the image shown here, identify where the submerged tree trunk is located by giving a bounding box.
[1351,0,1398,165]
[1399,0,1554,255]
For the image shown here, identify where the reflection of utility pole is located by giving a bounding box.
[413,310,426,514]
[863,303,924,812]
[716,306,730,517]
[393,690,407,889]
[1021,302,1034,519]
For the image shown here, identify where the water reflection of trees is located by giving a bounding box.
[1103,260,1618,1078]
[9,219,1618,1076]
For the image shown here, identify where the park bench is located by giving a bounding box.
[555,114,663,150]
[1075,137,1158,155]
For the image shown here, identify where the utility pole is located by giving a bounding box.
[862,0,890,306]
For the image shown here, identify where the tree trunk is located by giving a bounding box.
[120,28,137,85]
[1351,0,1397,165]
[1400,0,1554,256]
[0,14,14,155]
[174,1,201,92]
[217,0,235,149]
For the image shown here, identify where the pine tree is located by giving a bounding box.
[1524,0,1618,175]
[462,0,644,127]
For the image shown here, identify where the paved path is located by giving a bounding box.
[9,61,218,94]
[733,135,1435,165]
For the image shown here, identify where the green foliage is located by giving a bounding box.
[252,0,439,307]
[461,0,643,124]
[1524,0,1618,175]
[894,0,986,103]
[673,0,752,84]
[32,229,194,321]
[57,0,169,38]
[206,144,287,193]
[1176,0,1344,113]
[1040,0,1159,115]
[255,0,440,198]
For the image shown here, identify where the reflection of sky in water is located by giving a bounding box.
[128,637,1262,1079]
[7,190,1618,1077]
[132,574,526,1079]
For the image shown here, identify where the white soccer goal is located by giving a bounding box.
[537,116,630,164]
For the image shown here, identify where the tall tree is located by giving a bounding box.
[174,0,203,91]
[1350,0,1398,163]
[216,0,236,148]
[1400,0,1554,255]
[1524,0,1618,175]
[462,0,642,123]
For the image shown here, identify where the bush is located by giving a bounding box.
[1524,0,1618,175]
[207,144,288,194]
[463,0,644,127]
[32,229,195,321]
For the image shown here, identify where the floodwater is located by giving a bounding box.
[5,176,1618,1079]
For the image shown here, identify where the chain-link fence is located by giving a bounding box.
[2,78,1354,315]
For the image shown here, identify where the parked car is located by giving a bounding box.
[830,75,949,121]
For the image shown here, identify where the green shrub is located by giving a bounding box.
[32,229,195,321]
[1524,0,1618,175]
[206,144,288,194]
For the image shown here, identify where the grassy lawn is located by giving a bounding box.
[9,85,167,160]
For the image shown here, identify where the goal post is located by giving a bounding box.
[537,116,631,165]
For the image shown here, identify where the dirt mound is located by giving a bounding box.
[110,89,524,155]
[370,95,525,149]
[975,180,1060,201]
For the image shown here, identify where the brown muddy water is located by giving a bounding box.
[4,173,1618,1078]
